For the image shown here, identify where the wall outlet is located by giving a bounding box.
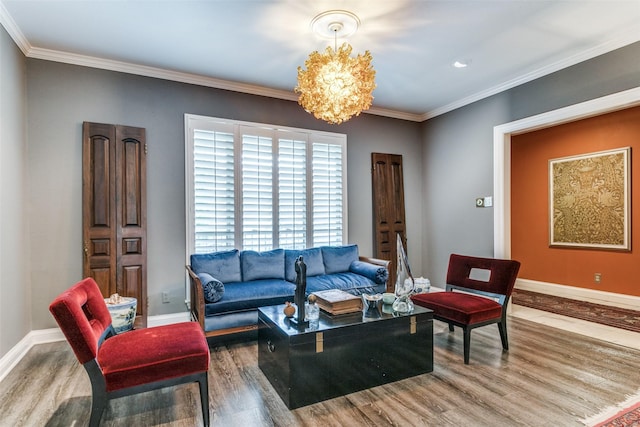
[594,273,602,283]
[162,292,170,303]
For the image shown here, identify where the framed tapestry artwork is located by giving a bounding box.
[549,147,631,251]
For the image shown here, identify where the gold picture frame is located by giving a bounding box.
[549,147,631,250]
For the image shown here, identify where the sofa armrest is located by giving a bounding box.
[359,255,390,269]
[186,265,206,332]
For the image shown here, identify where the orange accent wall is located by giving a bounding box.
[511,106,639,297]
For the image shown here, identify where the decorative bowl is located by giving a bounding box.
[362,293,382,310]
[382,292,396,305]
[105,296,137,333]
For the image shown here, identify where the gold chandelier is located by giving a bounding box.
[295,10,376,125]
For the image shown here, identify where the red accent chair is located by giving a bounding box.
[49,278,210,426]
[411,254,520,364]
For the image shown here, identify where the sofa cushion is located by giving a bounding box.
[198,273,225,303]
[241,249,285,281]
[205,279,296,315]
[306,272,383,295]
[349,260,388,285]
[411,292,503,325]
[191,249,241,284]
[285,248,325,282]
[98,322,209,392]
[322,244,359,274]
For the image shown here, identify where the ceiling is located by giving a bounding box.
[2,1,639,122]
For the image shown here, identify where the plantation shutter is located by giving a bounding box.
[186,114,347,256]
[312,139,345,246]
[241,127,274,251]
[193,128,235,253]
[278,134,307,249]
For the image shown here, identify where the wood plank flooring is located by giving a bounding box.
[1,316,639,426]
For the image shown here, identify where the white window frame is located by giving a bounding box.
[184,113,348,282]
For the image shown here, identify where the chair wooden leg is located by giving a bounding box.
[463,327,471,364]
[498,321,509,350]
[198,373,210,427]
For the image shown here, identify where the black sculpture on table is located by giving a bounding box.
[294,256,307,325]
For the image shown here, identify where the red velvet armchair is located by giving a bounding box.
[412,254,520,364]
[49,278,211,426]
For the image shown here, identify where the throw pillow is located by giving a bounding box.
[197,273,225,303]
[349,260,389,285]
[322,244,359,274]
[285,248,325,282]
[241,249,285,282]
[190,249,242,283]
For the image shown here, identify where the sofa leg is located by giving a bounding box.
[448,323,454,332]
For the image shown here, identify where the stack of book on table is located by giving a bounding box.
[313,289,363,315]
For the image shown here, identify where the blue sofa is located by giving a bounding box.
[186,244,390,339]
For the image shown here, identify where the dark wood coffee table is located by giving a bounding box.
[258,303,433,409]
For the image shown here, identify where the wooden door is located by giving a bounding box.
[83,122,147,321]
[115,126,147,319]
[83,123,117,296]
[371,153,406,291]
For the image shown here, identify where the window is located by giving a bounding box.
[185,115,347,256]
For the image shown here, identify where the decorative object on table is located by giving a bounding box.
[362,293,382,310]
[413,277,431,294]
[382,292,396,305]
[283,302,296,318]
[549,147,630,251]
[393,233,414,313]
[104,293,137,333]
[305,294,320,321]
[295,10,376,125]
[292,256,308,326]
[314,289,363,315]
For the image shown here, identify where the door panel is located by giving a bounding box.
[372,153,406,291]
[83,122,117,297]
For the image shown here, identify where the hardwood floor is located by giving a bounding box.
[1,316,639,426]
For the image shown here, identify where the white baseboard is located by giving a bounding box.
[147,311,190,327]
[515,279,640,311]
[0,311,191,385]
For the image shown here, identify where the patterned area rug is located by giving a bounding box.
[582,390,640,426]
[511,289,640,333]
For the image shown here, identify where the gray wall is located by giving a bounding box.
[0,26,30,357]
[25,59,423,329]
[421,41,640,286]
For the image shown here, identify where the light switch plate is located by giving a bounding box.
[484,196,493,207]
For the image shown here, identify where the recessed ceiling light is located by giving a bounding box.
[453,60,468,68]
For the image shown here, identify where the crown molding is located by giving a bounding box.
[26,47,423,122]
[422,26,640,121]
[0,0,30,54]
